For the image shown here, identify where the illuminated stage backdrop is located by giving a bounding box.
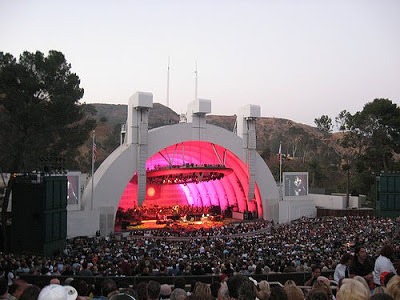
[118,141,261,214]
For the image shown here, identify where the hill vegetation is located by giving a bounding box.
[86,98,400,205]
[87,103,343,196]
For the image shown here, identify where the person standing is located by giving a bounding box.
[373,245,397,286]
[350,246,374,289]
[334,253,353,282]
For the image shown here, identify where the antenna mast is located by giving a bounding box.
[166,56,170,107]
[195,60,198,100]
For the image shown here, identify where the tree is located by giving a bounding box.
[0,50,96,251]
[0,50,96,172]
[314,115,333,133]
[335,110,351,131]
[343,99,400,172]
[338,98,400,200]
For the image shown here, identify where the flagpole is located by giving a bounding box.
[91,130,95,210]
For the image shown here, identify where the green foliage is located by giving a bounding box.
[103,124,121,153]
[260,146,272,161]
[0,50,96,172]
[337,98,400,196]
[314,115,333,133]
[342,99,400,172]
[307,158,326,188]
[335,110,351,131]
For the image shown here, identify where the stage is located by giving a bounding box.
[115,216,234,232]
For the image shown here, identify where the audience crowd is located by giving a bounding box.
[1,215,400,299]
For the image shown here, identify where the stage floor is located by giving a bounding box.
[115,217,236,232]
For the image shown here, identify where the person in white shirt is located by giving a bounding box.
[373,244,397,286]
[334,253,353,283]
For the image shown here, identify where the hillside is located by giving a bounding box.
[92,103,180,127]
[91,102,325,153]
[84,102,344,193]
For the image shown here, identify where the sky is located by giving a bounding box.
[1,0,399,126]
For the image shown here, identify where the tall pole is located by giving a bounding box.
[346,158,350,208]
[194,61,198,100]
[279,141,282,187]
[91,130,95,210]
[166,56,170,108]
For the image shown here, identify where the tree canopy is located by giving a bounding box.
[341,98,400,173]
[336,99,400,199]
[0,50,96,172]
[314,114,333,133]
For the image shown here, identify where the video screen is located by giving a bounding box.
[284,172,308,197]
[67,175,79,205]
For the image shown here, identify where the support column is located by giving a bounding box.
[237,105,260,202]
[128,92,153,206]
[186,98,211,142]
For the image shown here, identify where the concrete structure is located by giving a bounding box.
[277,193,367,223]
[68,92,283,237]
[3,91,368,238]
[72,92,368,238]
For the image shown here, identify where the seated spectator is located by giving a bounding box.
[159,284,171,300]
[382,272,397,288]
[386,275,400,300]
[185,294,213,300]
[372,285,388,295]
[336,278,369,300]
[305,266,321,286]
[146,281,160,300]
[210,282,221,299]
[118,289,137,300]
[217,283,230,300]
[227,274,257,300]
[283,283,304,300]
[135,282,148,300]
[19,285,41,300]
[169,288,186,300]
[173,277,186,291]
[38,284,78,300]
[9,279,29,300]
[256,280,270,300]
[109,293,137,300]
[192,282,211,297]
[69,279,90,300]
[49,278,60,285]
[219,274,228,284]
[0,277,12,300]
[94,278,117,300]
[305,289,329,300]
[269,286,288,300]
[311,281,332,300]
[77,262,93,277]
[352,275,369,292]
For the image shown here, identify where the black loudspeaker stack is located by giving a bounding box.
[11,175,67,256]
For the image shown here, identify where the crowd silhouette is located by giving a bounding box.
[2,215,400,300]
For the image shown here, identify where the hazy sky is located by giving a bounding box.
[1,0,399,126]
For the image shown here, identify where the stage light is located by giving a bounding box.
[146,164,232,185]
[147,187,156,197]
